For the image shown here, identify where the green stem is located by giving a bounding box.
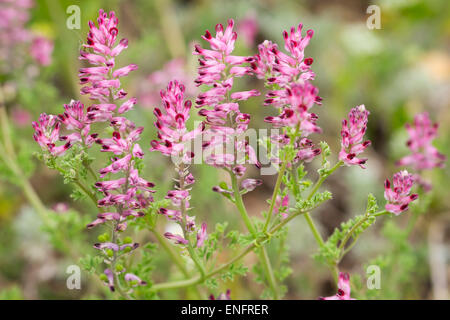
[229,171,279,299]
[150,207,311,292]
[338,210,388,261]
[230,172,257,235]
[258,247,280,299]
[152,229,189,277]
[263,125,299,233]
[300,161,344,247]
[263,161,287,233]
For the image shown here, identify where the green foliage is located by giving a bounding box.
[80,254,103,274]
[316,194,379,266]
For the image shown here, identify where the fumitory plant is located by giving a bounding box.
[31,10,446,300]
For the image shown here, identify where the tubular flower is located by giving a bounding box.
[194,19,260,171]
[88,121,155,230]
[124,273,147,287]
[384,170,418,215]
[397,112,446,171]
[32,113,71,156]
[79,9,137,114]
[319,272,355,300]
[339,105,371,168]
[150,80,203,158]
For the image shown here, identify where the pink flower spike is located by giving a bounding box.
[384,170,418,215]
[339,105,371,168]
[320,272,355,300]
[30,36,53,66]
[397,112,446,171]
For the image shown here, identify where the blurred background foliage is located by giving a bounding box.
[0,0,449,299]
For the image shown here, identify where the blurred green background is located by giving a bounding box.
[0,0,449,299]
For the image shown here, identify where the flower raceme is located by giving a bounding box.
[151,80,204,159]
[339,105,371,168]
[32,9,152,293]
[397,112,446,171]
[384,170,418,215]
[194,19,261,172]
[253,24,322,166]
[152,81,208,248]
[79,9,137,112]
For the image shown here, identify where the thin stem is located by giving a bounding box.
[229,171,279,299]
[150,207,311,292]
[303,213,324,246]
[258,247,280,299]
[301,160,344,246]
[151,229,189,277]
[230,172,257,235]
[154,0,185,58]
[263,161,287,233]
[178,162,206,279]
[263,125,299,233]
[337,210,389,261]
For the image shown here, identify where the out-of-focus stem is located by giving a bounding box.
[154,0,185,58]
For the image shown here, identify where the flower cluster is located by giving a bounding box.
[138,58,197,109]
[32,9,150,293]
[79,9,137,109]
[339,105,371,168]
[0,0,53,72]
[253,24,322,165]
[397,112,446,171]
[152,81,207,248]
[194,19,260,172]
[384,170,418,215]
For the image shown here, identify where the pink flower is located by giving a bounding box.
[11,108,31,127]
[320,272,355,300]
[338,105,371,168]
[295,138,321,163]
[274,194,290,219]
[164,232,189,245]
[124,273,147,287]
[397,112,446,171]
[237,14,259,47]
[252,23,315,86]
[138,58,197,109]
[384,170,418,215]
[30,35,53,66]
[196,223,208,248]
[210,289,231,300]
[103,269,115,292]
[32,113,71,156]
[241,178,263,192]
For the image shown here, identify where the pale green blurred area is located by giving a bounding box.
[0,0,449,299]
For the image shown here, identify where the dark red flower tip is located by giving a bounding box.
[304,57,313,65]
